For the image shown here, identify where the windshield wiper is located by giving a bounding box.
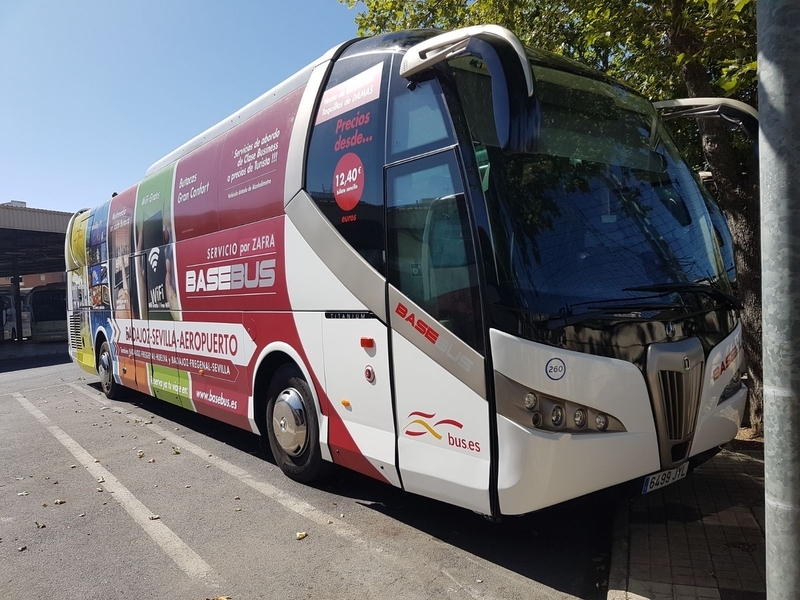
[544,302,685,329]
[623,282,742,310]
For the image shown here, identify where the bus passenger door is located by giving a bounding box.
[386,150,492,515]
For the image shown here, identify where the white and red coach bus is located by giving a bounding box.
[66,25,749,517]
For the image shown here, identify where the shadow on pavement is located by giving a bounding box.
[0,350,71,373]
[85,382,615,599]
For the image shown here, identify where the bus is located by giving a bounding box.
[1,289,31,341]
[25,282,68,341]
[66,25,749,517]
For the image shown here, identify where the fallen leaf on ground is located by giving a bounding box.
[35,522,45,529]
[54,499,65,505]
[137,451,145,458]
[18,546,27,552]
[296,532,308,540]
[17,492,29,496]
[149,515,160,520]
[172,447,181,455]
[97,477,105,483]
[148,458,156,463]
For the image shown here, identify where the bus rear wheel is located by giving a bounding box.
[265,364,328,483]
[98,341,124,399]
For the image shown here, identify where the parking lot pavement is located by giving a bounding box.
[2,359,617,600]
[607,440,766,600]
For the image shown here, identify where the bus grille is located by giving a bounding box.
[657,366,702,441]
[69,313,83,350]
[646,337,705,468]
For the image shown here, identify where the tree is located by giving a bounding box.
[342,0,763,434]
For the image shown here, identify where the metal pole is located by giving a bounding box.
[758,2,800,599]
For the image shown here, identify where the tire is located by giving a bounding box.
[265,363,328,483]
[97,341,124,400]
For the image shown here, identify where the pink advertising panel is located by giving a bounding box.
[175,216,288,314]
[173,135,224,241]
[218,86,305,231]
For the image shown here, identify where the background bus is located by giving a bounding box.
[65,25,748,518]
[26,282,68,341]
[1,288,31,341]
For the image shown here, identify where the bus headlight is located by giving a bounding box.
[595,413,608,431]
[524,392,538,411]
[495,372,627,434]
[551,405,564,427]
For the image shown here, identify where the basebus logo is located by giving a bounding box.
[394,302,474,372]
[185,260,276,293]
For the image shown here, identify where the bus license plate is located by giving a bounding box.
[642,463,688,494]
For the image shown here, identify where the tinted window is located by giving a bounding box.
[306,55,389,273]
[387,151,481,349]
[389,75,453,161]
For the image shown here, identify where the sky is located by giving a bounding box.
[0,0,362,214]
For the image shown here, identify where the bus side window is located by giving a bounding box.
[305,55,390,274]
[387,151,481,350]
[388,74,453,161]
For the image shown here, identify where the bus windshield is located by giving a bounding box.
[30,288,66,322]
[452,56,729,317]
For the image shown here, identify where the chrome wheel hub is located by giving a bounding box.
[99,351,112,391]
[272,388,307,457]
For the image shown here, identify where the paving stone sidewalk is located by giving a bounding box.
[608,439,766,600]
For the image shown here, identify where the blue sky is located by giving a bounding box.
[0,1,361,213]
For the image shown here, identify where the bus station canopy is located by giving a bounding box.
[0,202,72,278]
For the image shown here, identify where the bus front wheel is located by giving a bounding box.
[98,341,124,399]
[265,363,328,483]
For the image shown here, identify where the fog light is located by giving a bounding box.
[574,408,587,428]
[551,405,564,427]
[595,413,608,431]
[531,412,542,428]
[523,392,538,411]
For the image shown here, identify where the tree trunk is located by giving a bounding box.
[681,61,764,436]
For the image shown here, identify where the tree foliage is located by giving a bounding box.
[341,0,763,434]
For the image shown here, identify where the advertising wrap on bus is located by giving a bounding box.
[66,25,752,518]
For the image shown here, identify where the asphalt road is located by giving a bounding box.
[1,357,617,600]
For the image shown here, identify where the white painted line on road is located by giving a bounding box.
[13,391,219,585]
[67,383,511,599]
[67,383,363,540]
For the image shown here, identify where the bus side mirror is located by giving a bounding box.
[460,37,539,153]
[400,25,539,153]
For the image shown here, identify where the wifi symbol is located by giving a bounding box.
[148,248,160,272]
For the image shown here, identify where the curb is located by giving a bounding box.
[607,498,630,600]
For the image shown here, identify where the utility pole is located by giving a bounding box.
[758,3,800,599]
